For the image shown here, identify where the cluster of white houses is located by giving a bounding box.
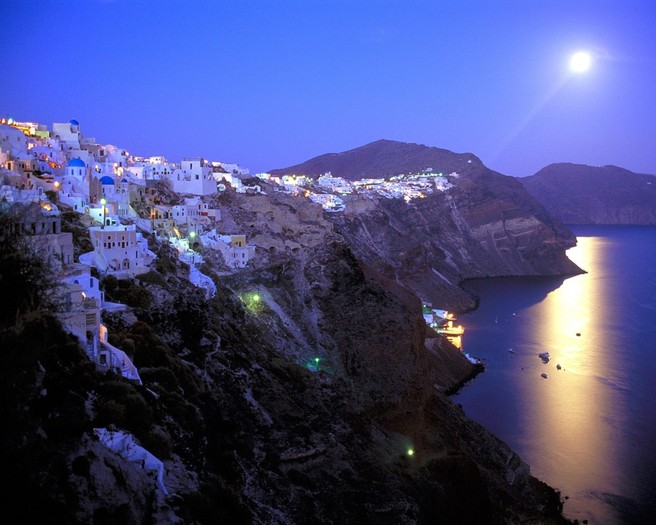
[258,169,457,212]
[0,117,258,382]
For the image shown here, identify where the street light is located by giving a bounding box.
[100,198,106,228]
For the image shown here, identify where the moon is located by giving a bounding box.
[570,51,592,73]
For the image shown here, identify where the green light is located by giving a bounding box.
[253,293,260,302]
[189,231,196,238]
[314,357,320,364]
[407,448,414,457]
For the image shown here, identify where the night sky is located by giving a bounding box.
[1,0,654,176]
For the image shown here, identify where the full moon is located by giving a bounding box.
[570,51,592,73]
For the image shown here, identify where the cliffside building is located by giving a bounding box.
[80,224,156,277]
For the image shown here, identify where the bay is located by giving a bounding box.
[453,225,656,524]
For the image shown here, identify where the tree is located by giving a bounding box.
[0,208,60,327]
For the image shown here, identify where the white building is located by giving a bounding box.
[168,158,217,195]
[80,224,156,277]
[0,123,27,158]
[1,200,74,268]
[201,231,255,269]
[59,160,89,212]
[52,119,82,150]
[58,265,103,356]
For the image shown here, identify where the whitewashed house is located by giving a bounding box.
[168,158,217,195]
[201,231,255,269]
[79,224,156,277]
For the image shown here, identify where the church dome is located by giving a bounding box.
[67,157,86,168]
[70,119,80,126]
[99,175,115,185]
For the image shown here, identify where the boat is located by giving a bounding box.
[541,373,548,379]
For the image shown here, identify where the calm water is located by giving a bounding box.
[453,226,656,524]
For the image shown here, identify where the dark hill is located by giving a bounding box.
[519,163,656,224]
[270,139,484,180]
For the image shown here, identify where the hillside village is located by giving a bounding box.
[0,114,589,525]
[0,116,466,328]
[0,116,471,497]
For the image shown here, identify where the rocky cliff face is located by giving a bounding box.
[197,188,570,524]
[329,167,580,312]
[2,164,575,523]
[271,140,580,312]
[519,163,656,224]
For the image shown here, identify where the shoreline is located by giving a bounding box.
[444,361,485,396]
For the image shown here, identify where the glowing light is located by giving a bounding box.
[570,51,592,73]
[253,293,260,302]
[407,448,414,457]
[189,231,196,238]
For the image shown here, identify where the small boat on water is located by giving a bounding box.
[541,373,548,379]
[538,351,550,363]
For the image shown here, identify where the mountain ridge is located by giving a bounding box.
[270,139,484,181]
[519,162,656,224]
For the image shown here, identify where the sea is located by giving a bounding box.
[452,225,656,524]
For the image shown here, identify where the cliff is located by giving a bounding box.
[519,163,656,224]
[272,140,581,311]
[1,150,578,523]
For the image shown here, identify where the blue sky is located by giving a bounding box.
[1,0,655,176]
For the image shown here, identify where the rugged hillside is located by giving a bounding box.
[270,139,484,180]
[272,140,581,311]
[519,163,656,224]
[1,192,571,524]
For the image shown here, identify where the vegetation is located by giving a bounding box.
[0,213,61,324]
